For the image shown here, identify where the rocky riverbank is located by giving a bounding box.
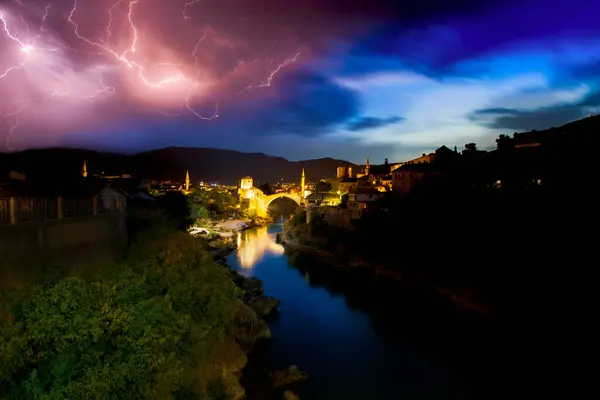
[207,226,307,400]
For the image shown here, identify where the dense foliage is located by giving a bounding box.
[187,189,242,225]
[0,209,240,399]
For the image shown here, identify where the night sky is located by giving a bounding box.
[1,0,599,163]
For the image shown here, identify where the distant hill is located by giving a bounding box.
[0,146,356,185]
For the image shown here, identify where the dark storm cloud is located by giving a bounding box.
[483,107,586,131]
[224,71,360,137]
[348,0,600,77]
[346,116,404,131]
[473,108,526,116]
[580,90,600,107]
[191,0,514,58]
[470,89,600,131]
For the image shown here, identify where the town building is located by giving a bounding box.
[391,163,440,196]
[305,192,341,207]
[347,187,384,218]
[356,158,371,179]
[237,176,265,202]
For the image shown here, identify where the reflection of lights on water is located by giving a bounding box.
[237,226,284,268]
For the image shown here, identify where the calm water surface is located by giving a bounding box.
[226,220,501,400]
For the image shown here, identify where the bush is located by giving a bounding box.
[0,233,239,399]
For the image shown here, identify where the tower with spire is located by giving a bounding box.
[82,160,87,178]
[365,157,370,176]
[185,169,190,192]
[300,168,306,200]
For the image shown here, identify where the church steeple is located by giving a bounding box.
[82,160,87,178]
[365,157,370,175]
[185,169,190,192]
[300,168,306,199]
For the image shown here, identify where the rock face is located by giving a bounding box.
[239,276,265,299]
[210,338,248,400]
[234,302,272,347]
[283,390,300,400]
[270,365,309,388]
[247,295,281,318]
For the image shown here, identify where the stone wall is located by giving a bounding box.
[322,207,353,230]
[0,213,127,288]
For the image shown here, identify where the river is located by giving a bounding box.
[226,220,502,400]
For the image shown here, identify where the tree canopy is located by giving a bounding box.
[0,211,240,399]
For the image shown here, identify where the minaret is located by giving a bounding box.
[82,160,87,178]
[365,157,370,176]
[300,168,306,199]
[185,169,190,192]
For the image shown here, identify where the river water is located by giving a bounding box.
[226,220,502,400]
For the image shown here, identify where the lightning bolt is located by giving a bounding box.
[67,0,186,89]
[183,0,202,20]
[241,52,301,93]
[0,0,302,151]
[6,118,19,152]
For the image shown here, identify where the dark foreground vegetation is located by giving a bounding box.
[0,193,252,399]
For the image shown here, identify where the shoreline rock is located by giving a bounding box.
[283,390,300,400]
[270,365,308,388]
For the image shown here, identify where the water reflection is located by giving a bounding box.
[229,224,500,400]
[236,226,284,269]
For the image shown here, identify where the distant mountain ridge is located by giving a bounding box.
[0,146,356,185]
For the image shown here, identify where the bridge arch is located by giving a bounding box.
[254,193,303,218]
[263,193,302,209]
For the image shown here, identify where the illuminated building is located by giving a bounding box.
[336,165,354,180]
[240,176,253,190]
[301,168,306,201]
[82,160,87,178]
[356,157,371,178]
[185,170,190,192]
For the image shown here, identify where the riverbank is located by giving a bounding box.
[206,221,306,399]
[190,217,269,259]
[224,222,501,400]
[190,217,266,237]
[278,235,490,313]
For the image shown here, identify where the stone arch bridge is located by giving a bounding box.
[254,193,303,218]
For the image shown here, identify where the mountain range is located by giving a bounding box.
[0,147,357,185]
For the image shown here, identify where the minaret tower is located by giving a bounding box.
[365,157,370,176]
[300,168,306,200]
[82,160,87,178]
[185,170,190,192]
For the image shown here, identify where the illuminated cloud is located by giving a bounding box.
[0,0,303,149]
[0,0,599,163]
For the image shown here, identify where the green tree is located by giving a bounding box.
[191,204,210,221]
[340,193,349,208]
[464,143,478,153]
[315,181,332,193]
[257,182,273,195]
[0,233,239,399]
[496,134,514,151]
[159,191,193,231]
